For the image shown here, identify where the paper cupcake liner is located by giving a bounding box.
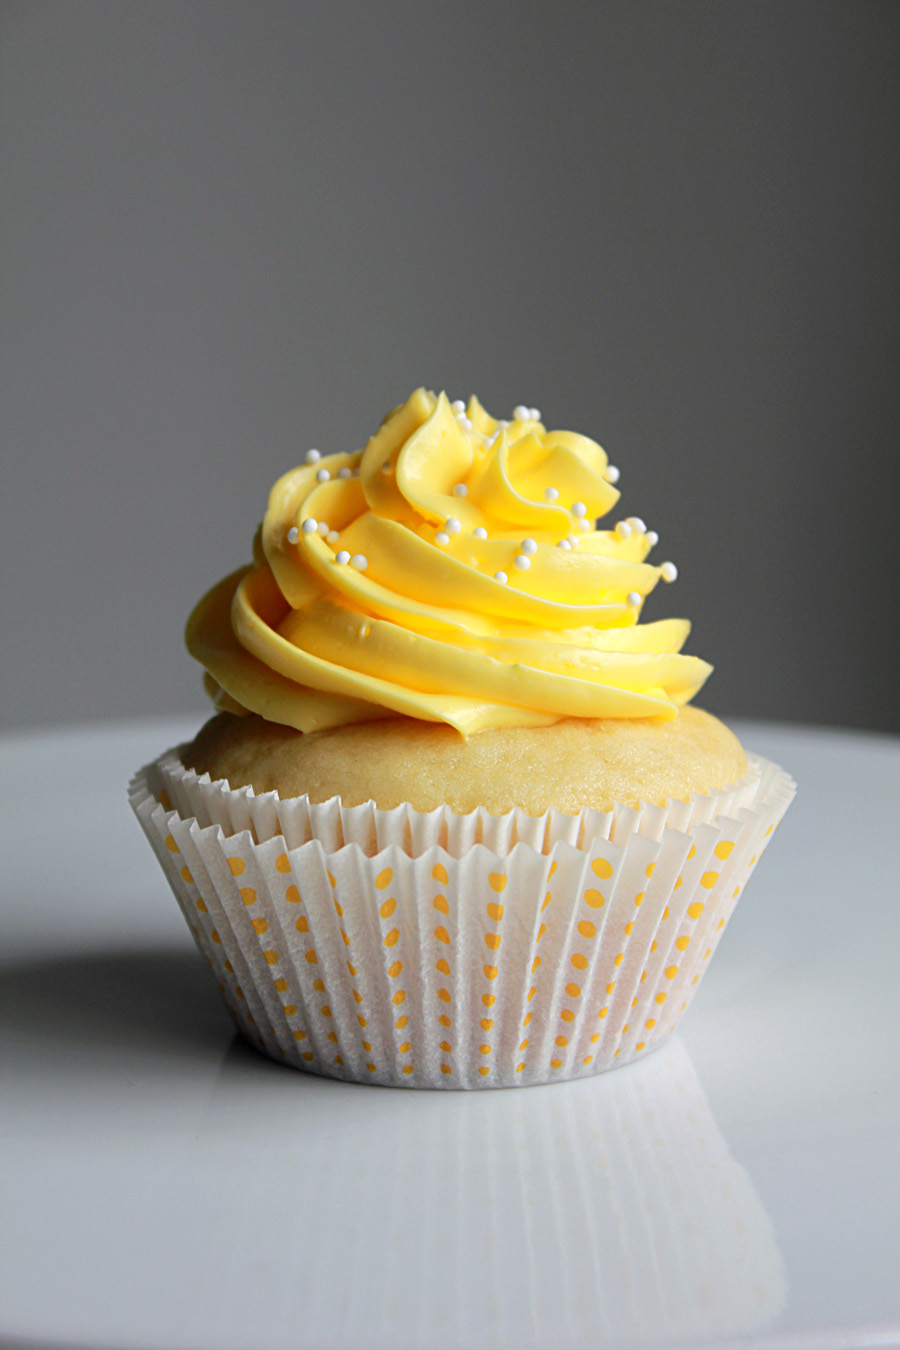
[129,749,794,1088]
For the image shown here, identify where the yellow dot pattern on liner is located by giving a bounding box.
[480,879,506,1073]
[275,852,291,873]
[592,857,613,880]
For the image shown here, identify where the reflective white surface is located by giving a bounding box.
[1,718,898,1350]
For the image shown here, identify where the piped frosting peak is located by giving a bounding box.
[187,389,709,736]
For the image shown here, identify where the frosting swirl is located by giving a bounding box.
[187,389,711,736]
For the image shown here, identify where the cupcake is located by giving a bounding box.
[130,389,794,1087]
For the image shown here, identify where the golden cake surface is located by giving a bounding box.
[184,705,747,816]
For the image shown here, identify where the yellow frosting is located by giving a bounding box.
[186,389,712,736]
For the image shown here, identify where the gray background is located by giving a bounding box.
[2,1,898,735]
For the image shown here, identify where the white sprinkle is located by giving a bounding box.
[444,517,462,535]
[305,449,321,463]
[615,520,632,540]
[497,419,510,428]
[627,516,646,534]
[455,414,473,432]
[450,399,466,413]
[287,526,299,544]
[473,526,488,540]
[494,570,508,584]
[529,407,541,422]
[453,483,468,498]
[645,530,659,547]
[335,550,351,565]
[626,591,642,608]
[556,538,572,550]
[606,464,620,484]
[660,561,678,583]
[577,518,592,531]
[350,553,368,571]
[337,466,352,479]
[435,531,450,546]
[566,534,579,548]
[513,404,530,422]
[544,486,559,501]
[513,553,531,571]
[317,520,330,535]
[571,502,587,518]
[520,537,537,556]
[316,468,330,483]
[301,518,318,535]
[326,530,340,544]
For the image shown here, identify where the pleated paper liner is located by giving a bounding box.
[129,749,794,1088]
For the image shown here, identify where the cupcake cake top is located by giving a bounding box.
[187,389,711,736]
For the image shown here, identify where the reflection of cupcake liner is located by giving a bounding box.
[130,749,794,1089]
[199,1037,785,1347]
